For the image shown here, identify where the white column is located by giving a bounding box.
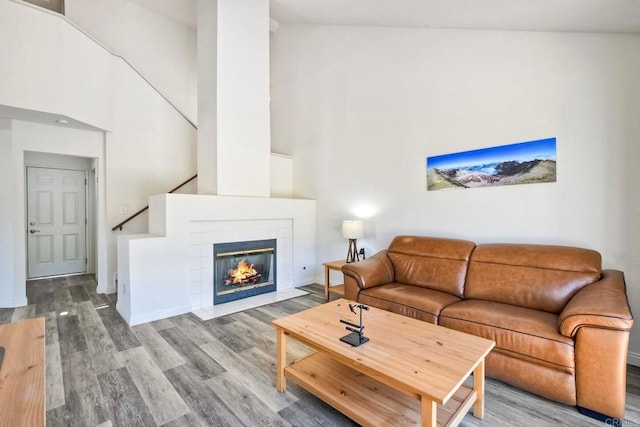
[197,0,218,195]
[197,0,271,197]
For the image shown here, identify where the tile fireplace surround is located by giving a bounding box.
[190,219,307,320]
[117,194,316,326]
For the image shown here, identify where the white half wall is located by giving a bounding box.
[117,194,315,326]
[270,25,640,357]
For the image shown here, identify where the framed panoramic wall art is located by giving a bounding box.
[426,137,556,191]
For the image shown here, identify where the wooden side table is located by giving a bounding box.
[322,259,349,301]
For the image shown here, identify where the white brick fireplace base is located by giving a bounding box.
[188,219,307,320]
[117,194,316,326]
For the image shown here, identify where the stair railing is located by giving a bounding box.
[111,174,197,231]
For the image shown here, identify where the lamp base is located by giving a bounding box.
[346,239,361,263]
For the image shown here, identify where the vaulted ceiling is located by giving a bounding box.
[270,0,640,33]
[128,0,640,33]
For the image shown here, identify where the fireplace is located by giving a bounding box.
[213,239,276,305]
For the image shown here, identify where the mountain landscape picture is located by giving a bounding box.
[427,137,557,191]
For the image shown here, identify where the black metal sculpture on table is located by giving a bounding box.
[339,303,370,347]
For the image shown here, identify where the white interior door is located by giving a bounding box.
[27,167,87,278]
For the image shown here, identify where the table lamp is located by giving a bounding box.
[342,220,364,263]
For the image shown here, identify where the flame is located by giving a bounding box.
[225,259,261,285]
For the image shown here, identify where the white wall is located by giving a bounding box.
[270,25,640,357]
[0,0,113,130]
[65,0,197,123]
[270,153,293,197]
[0,120,23,307]
[107,59,197,293]
[0,1,197,298]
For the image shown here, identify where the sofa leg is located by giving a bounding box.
[578,406,624,424]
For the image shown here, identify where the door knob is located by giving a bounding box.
[29,229,40,234]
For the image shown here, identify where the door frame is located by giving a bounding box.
[24,152,95,279]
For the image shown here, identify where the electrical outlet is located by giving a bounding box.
[119,205,128,215]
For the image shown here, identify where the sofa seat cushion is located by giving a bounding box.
[359,283,461,324]
[440,300,575,370]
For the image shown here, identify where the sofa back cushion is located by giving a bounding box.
[387,236,476,298]
[466,243,602,313]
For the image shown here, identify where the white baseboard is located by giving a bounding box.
[120,304,192,327]
[627,351,640,367]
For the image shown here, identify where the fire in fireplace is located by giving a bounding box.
[213,239,276,305]
[225,259,261,285]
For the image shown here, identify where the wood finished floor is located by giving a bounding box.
[0,275,638,426]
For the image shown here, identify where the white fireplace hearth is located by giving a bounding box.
[116,194,316,326]
[193,288,308,320]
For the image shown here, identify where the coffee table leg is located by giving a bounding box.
[473,358,486,419]
[324,266,330,300]
[276,327,287,392]
[421,398,437,427]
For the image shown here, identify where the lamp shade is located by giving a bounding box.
[342,220,364,239]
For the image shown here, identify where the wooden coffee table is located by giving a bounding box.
[273,299,495,427]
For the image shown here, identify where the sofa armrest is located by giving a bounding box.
[558,270,633,337]
[342,250,394,300]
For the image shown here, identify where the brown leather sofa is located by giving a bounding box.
[342,235,634,420]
